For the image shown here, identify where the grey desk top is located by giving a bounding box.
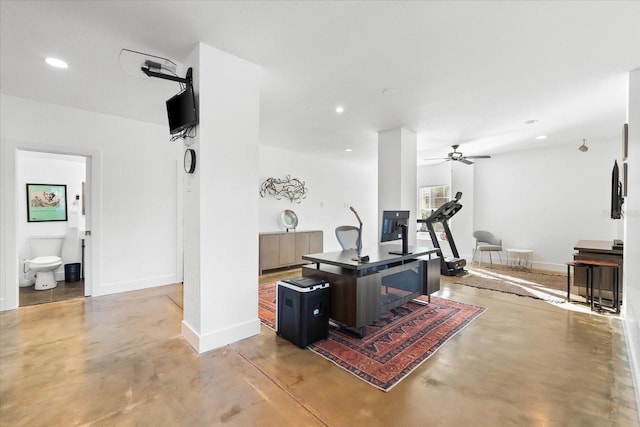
[302,245,440,271]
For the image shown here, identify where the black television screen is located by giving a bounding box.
[611,160,624,219]
[381,210,410,242]
[166,85,198,134]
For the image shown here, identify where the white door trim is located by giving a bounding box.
[1,140,101,311]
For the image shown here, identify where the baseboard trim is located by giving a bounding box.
[622,312,640,423]
[181,320,200,352]
[93,274,177,297]
[453,253,566,273]
[531,261,565,273]
[182,318,261,354]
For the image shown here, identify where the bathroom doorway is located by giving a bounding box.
[15,149,93,307]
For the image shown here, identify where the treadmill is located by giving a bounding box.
[419,191,467,276]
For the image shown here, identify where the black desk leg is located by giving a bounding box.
[598,267,603,311]
[566,264,571,302]
[613,267,620,313]
[587,266,593,311]
[81,238,85,280]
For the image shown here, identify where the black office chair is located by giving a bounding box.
[335,225,360,250]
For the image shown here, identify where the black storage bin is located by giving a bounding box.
[64,263,81,282]
[276,277,330,348]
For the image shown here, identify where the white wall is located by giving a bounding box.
[1,94,181,310]
[418,138,621,270]
[1,94,378,312]
[623,67,640,417]
[259,145,378,251]
[16,152,86,282]
[473,138,621,271]
[417,162,451,203]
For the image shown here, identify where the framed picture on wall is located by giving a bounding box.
[26,183,68,222]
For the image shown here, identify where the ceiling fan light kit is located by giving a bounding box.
[426,144,491,165]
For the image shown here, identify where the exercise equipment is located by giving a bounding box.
[419,191,467,276]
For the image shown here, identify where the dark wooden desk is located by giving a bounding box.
[302,245,440,336]
[573,240,623,304]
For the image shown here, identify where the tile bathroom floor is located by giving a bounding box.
[19,279,84,307]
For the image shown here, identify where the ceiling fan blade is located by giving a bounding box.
[465,155,491,159]
[459,158,474,165]
[423,157,451,161]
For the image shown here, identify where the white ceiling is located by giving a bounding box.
[2,1,639,165]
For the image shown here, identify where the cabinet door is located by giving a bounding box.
[279,233,296,266]
[260,234,280,273]
[295,232,311,263]
[424,257,441,295]
[309,231,323,254]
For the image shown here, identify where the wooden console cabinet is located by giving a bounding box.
[259,230,323,274]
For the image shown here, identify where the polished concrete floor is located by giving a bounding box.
[1,269,638,426]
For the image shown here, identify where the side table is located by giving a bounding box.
[506,248,534,270]
[567,259,619,313]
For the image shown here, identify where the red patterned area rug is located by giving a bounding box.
[258,282,486,392]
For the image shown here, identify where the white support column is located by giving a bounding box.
[377,128,417,245]
[623,67,640,418]
[181,42,261,353]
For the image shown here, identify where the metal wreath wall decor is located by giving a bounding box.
[260,174,308,203]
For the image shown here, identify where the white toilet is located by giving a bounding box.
[28,235,65,290]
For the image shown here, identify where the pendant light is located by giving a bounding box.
[578,139,589,152]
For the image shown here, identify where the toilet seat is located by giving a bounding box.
[30,256,62,269]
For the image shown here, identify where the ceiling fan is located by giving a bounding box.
[426,145,491,165]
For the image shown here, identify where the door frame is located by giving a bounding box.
[1,140,101,311]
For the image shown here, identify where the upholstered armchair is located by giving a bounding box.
[472,230,503,266]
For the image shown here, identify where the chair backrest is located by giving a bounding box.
[473,230,501,247]
[335,225,360,250]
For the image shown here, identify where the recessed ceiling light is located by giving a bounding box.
[344,148,352,152]
[45,57,68,69]
[335,105,345,114]
[524,119,538,125]
[536,135,547,140]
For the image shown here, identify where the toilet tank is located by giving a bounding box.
[30,234,65,258]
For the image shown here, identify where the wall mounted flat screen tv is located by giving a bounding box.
[611,160,624,219]
[166,85,198,134]
[380,210,410,242]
